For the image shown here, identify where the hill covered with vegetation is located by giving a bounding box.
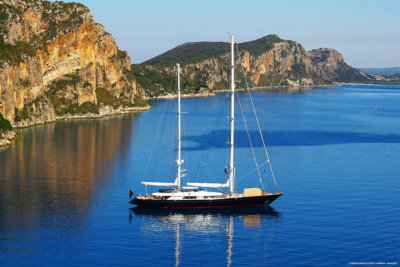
[135,35,379,97]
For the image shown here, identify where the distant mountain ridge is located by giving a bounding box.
[359,67,400,76]
[145,35,284,66]
[135,35,377,97]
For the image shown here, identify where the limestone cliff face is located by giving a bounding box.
[0,0,141,126]
[307,48,371,82]
[243,41,316,87]
[182,40,317,89]
[307,49,345,80]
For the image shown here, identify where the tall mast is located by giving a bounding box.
[176,63,182,191]
[229,35,235,194]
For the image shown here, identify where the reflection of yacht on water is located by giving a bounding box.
[130,206,280,266]
[130,35,283,209]
[131,206,280,218]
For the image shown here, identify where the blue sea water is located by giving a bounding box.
[0,84,399,266]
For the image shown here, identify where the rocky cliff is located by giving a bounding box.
[0,112,14,146]
[135,35,376,97]
[309,49,400,84]
[307,48,370,83]
[0,0,145,127]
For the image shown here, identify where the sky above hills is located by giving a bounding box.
[62,0,399,68]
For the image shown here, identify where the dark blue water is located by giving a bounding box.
[1,84,399,266]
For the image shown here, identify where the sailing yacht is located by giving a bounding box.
[130,35,283,209]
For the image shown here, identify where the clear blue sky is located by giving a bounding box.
[63,0,399,68]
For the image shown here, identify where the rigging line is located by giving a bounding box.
[195,101,224,179]
[225,91,229,169]
[236,92,265,192]
[181,96,187,180]
[235,160,268,183]
[169,97,176,179]
[142,98,169,181]
[193,94,228,181]
[168,77,178,181]
[150,98,170,180]
[235,44,279,193]
[146,101,168,180]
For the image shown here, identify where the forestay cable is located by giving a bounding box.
[235,44,279,193]
[236,92,265,192]
[236,160,269,182]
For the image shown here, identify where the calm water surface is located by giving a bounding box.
[1,84,399,266]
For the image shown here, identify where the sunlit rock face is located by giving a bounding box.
[0,0,140,125]
[136,34,373,98]
[307,48,367,81]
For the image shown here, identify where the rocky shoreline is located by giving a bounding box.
[0,105,150,147]
[13,105,151,129]
[146,91,217,100]
[145,84,335,100]
[0,130,17,147]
